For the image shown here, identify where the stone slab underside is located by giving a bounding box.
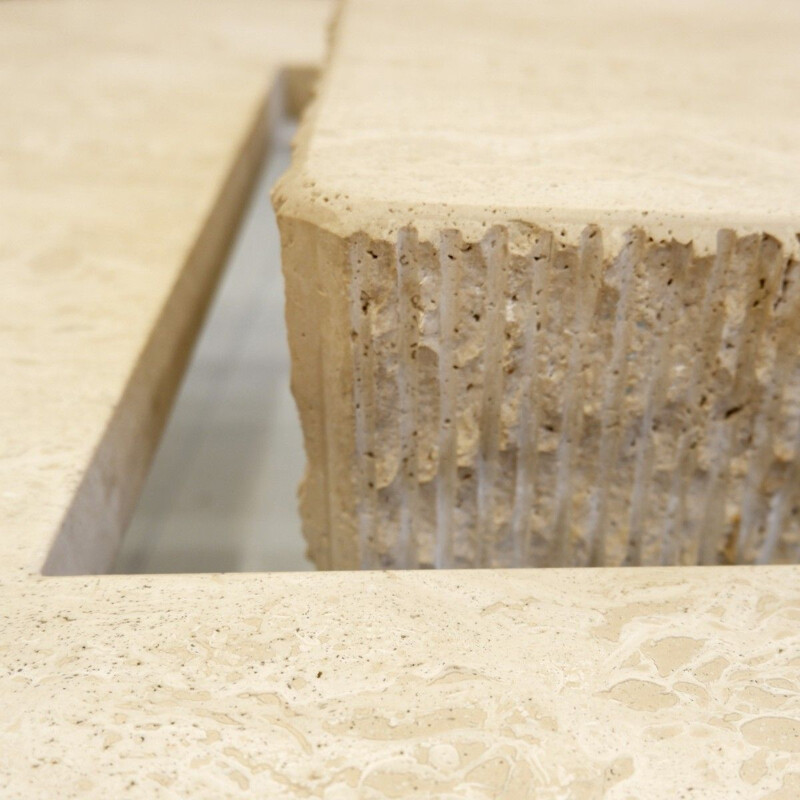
[275,0,800,569]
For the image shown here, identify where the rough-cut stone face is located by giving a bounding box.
[281,219,800,569]
[275,0,800,570]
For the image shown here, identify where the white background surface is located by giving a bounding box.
[114,121,312,573]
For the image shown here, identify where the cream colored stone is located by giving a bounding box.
[0,0,327,575]
[1,1,800,798]
[275,0,800,569]
[2,568,800,798]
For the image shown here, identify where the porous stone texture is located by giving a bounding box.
[3,2,800,796]
[3,567,800,799]
[275,0,800,569]
[281,220,800,569]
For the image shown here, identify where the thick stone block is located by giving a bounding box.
[275,0,800,568]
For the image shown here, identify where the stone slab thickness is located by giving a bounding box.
[274,0,800,570]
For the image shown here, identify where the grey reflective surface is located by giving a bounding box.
[115,121,311,573]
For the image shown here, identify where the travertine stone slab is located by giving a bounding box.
[275,0,800,569]
[1,2,799,798]
[0,0,327,576]
[3,568,800,799]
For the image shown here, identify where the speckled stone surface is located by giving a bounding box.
[275,0,800,570]
[2,569,800,798]
[2,1,800,798]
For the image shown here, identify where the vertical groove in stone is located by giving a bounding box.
[476,227,508,566]
[435,231,461,568]
[370,240,403,566]
[697,234,781,564]
[585,231,641,566]
[626,242,688,565]
[660,231,732,565]
[348,235,378,568]
[510,232,553,565]
[396,227,421,567]
[413,238,441,566]
[695,277,741,562]
[726,237,785,563]
[739,255,800,562]
[549,226,603,566]
[292,221,800,569]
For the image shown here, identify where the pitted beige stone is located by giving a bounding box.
[2,2,800,797]
[275,0,800,569]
